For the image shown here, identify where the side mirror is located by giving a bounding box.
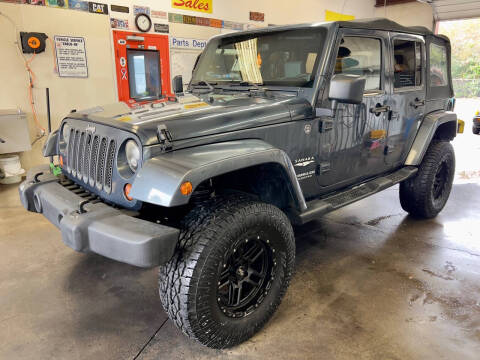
[328,74,366,113]
[172,75,183,94]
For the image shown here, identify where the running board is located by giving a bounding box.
[292,166,418,225]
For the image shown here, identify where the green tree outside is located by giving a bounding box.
[439,19,480,97]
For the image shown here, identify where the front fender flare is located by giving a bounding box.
[130,140,306,210]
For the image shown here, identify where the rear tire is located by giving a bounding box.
[159,194,295,349]
[399,141,455,219]
[473,127,480,135]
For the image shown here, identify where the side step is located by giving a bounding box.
[292,166,418,225]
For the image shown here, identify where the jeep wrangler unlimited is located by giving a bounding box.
[20,19,460,348]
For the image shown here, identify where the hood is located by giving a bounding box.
[69,92,309,146]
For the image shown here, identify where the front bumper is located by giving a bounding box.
[19,166,179,267]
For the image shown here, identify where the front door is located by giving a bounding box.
[386,34,426,166]
[316,30,391,189]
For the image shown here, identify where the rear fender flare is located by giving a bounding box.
[405,111,457,166]
[130,140,307,210]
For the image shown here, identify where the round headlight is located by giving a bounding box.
[125,140,140,172]
[62,123,71,143]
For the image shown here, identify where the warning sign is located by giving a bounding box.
[54,35,88,78]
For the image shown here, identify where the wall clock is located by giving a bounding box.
[135,13,152,32]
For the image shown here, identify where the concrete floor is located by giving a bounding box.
[1,98,479,359]
[2,180,480,359]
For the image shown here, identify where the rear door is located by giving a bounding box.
[386,33,426,166]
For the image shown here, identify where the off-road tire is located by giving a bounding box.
[159,194,295,349]
[473,127,480,135]
[399,141,455,218]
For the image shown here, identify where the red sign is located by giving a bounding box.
[249,11,264,22]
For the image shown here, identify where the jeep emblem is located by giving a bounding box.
[85,125,96,133]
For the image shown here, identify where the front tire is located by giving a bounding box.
[399,141,455,218]
[159,194,295,349]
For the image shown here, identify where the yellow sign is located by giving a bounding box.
[325,10,355,22]
[172,0,212,14]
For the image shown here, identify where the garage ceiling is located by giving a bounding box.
[420,0,480,21]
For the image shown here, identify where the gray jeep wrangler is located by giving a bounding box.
[19,19,459,348]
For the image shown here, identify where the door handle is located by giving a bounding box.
[410,98,425,109]
[370,105,390,116]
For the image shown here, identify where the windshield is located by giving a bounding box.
[192,28,327,88]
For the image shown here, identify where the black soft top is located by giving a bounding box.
[337,18,433,36]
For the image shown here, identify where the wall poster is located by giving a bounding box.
[54,35,88,78]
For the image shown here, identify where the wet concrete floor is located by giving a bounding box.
[1,179,479,360]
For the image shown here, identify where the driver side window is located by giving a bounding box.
[334,36,382,92]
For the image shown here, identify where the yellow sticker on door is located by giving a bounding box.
[370,130,387,139]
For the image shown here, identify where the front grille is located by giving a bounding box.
[65,129,116,195]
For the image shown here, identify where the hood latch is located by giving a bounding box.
[157,124,173,151]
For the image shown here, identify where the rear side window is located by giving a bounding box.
[429,43,448,87]
[393,39,423,89]
[334,37,382,92]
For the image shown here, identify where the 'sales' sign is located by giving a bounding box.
[172,0,212,14]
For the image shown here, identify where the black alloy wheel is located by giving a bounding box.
[217,235,275,318]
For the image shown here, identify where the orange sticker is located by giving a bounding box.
[28,36,41,49]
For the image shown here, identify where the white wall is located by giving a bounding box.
[374,2,434,29]
[0,3,117,169]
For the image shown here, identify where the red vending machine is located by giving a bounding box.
[112,30,172,106]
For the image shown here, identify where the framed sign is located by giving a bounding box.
[110,4,129,13]
[54,36,88,78]
[154,23,169,33]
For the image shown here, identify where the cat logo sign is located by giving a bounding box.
[27,36,41,49]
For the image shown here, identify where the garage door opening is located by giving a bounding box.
[438,18,480,184]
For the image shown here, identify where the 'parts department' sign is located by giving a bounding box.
[54,36,88,78]
[170,37,207,50]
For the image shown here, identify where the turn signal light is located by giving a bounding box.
[180,181,193,196]
[124,183,133,201]
[59,155,64,167]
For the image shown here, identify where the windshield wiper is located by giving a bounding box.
[191,80,216,91]
[223,81,265,91]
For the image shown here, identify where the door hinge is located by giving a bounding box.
[319,119,334,133]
